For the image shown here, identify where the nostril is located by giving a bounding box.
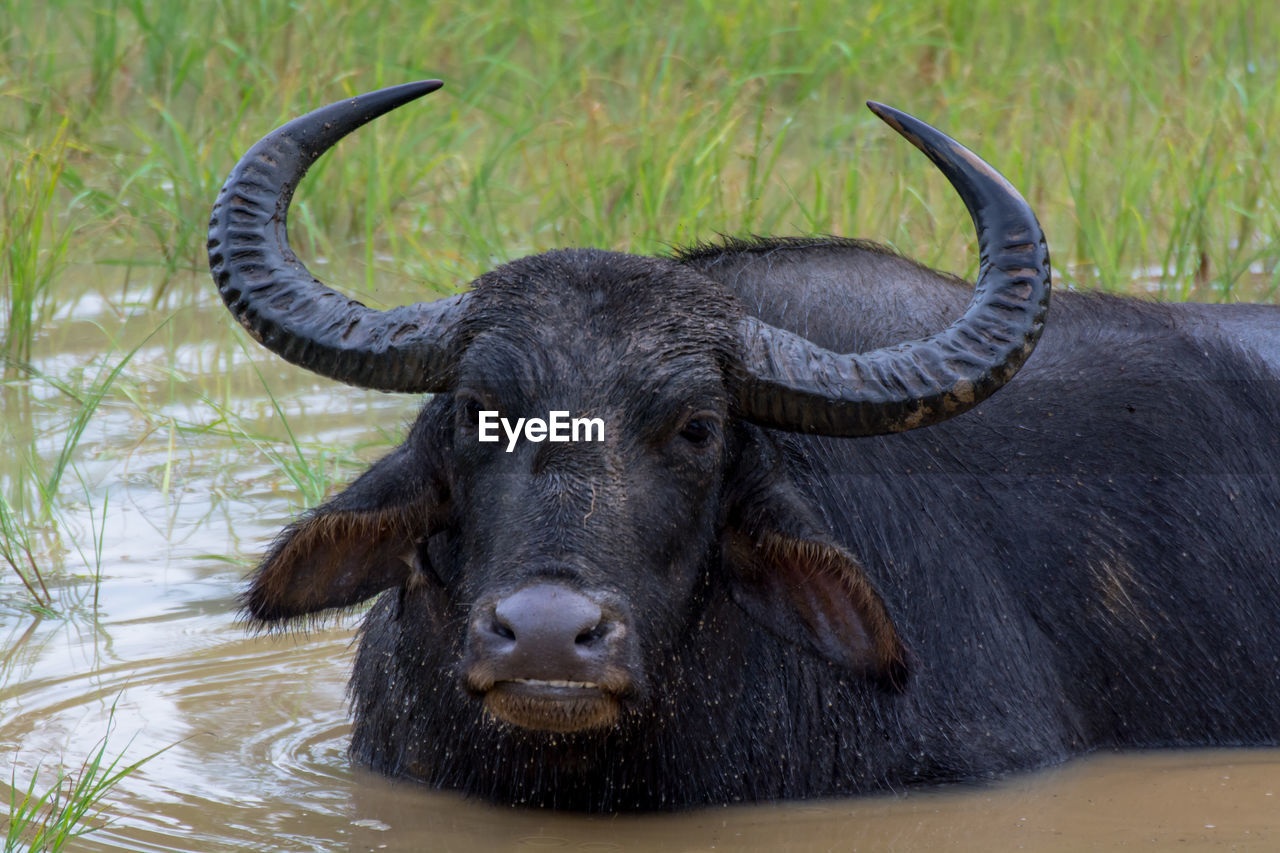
[490,615,516,641]
[575,620,612,646]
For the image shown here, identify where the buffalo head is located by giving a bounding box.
[207,82,1049,741]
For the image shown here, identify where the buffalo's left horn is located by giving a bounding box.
[735,102,1051,436]
[207,80,466,392]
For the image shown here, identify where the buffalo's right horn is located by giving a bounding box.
[207,80,466,392]
[735,103,1051,437]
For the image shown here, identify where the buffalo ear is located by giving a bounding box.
[722,437,907,688]
[244,414,447,626]
[245,506,422,624]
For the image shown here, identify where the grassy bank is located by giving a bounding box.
[3,1,1277,331]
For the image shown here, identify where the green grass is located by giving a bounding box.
[0,318,369,613]
[197,354,360,512]
[0,118,73,372]
[4,707,162,853]
[1,0,1277,320]
[0,490,51,615]
[0,333,148,614]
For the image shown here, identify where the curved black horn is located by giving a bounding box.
[736,102,1051,436]
[207,80,467,392]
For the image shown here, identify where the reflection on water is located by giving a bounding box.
[6,586,1280,853]
[3,289,1280,852]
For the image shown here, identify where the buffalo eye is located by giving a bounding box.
[678,415,719,447]
[455,393,485,431]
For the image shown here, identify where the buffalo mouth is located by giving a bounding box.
[482,679,622,733]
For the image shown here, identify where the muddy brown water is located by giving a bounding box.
[3,285,1280,851]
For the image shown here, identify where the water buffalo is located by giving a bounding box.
[208,81,1280,810]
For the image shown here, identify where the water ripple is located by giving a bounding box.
[2,610,363,852]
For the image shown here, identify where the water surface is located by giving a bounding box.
[3,281,1278,852]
